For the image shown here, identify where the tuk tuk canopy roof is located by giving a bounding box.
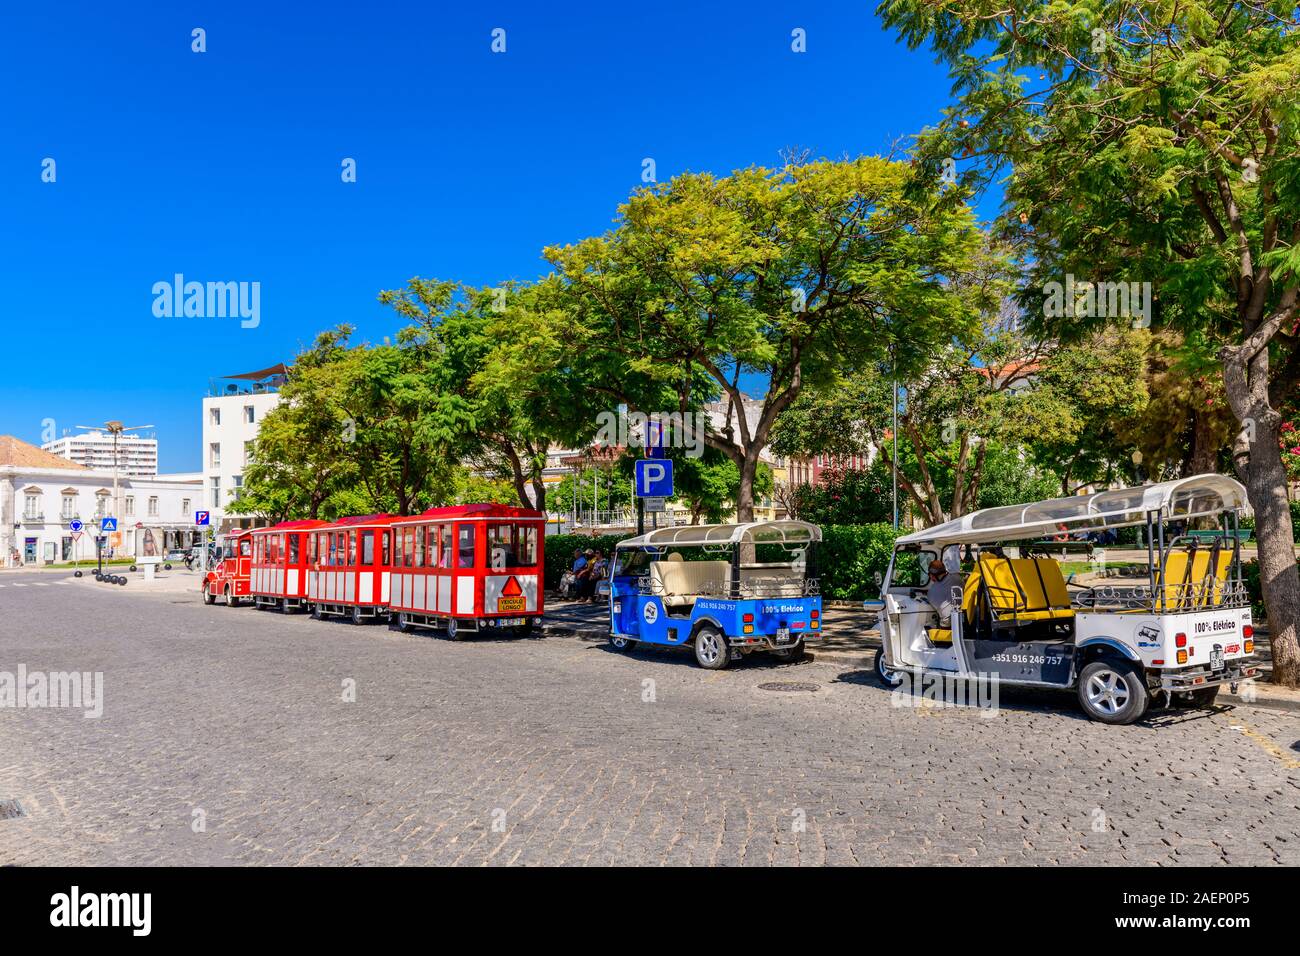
[615,520,821,550]
[895,473,1249,548]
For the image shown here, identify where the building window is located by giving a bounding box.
[210,407,221,426]
[244,405,255,424]
[61,495,76,519]
[95,495,109,518]
[210,477,221,508]
[244,440,254,465]
[231,475,243,500]
[182,498,191,515]
[209,443,221,468]
[23,494,40,520]
[148,497,159,516]
[125,496,135,516]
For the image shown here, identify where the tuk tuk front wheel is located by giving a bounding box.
[1077,659,1149,725]
[874,647,904,688]
[694,625,729,670]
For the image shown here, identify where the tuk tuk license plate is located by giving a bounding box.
[1210,645,1224,670]
[497,596,526,612]
[775,627,791,645]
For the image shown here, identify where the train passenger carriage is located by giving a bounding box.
[307,514,399,624]
[389,503,545,639]
[250,519,327,612]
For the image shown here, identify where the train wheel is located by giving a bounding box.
[224,588,238,608]
[350,605,365,626]
[447,617,465,641]
[394,612,411,633]
[202,585,215,606]
[281,597,292,614]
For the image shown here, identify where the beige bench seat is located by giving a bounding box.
[649,557,732,612]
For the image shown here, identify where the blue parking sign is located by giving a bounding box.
[634,459,673,498]
[195,511,210,526]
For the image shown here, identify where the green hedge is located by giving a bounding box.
[544,534,625,591]
[543,524,902,600]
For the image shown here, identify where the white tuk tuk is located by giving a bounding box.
[868,474,1260,724]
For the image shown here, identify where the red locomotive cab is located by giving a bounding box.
[202,529,253,608]
[250,519,326,613]
[388,503,545,639]
[306,514,399,625]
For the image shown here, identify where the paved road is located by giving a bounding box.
[1,576,1298,865]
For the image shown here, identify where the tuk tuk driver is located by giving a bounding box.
[925,557,964,625]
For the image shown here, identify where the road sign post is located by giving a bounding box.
[195,511,211,574]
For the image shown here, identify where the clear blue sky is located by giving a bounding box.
[1,1,966,472]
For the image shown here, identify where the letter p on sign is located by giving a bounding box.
[635,459,673,497]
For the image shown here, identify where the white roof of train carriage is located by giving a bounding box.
[615,520,822,550]
[895,474,1249,548]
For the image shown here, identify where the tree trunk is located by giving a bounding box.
[1190,407,1218,475]
[1223,343,1300,687]
[1239,427,1300,686]
[735,452,758,523]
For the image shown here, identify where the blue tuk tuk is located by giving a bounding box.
[607,521,823,668]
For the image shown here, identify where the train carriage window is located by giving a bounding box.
[289,533,300,564]
[381,531,391,566]
[239,537,251,558]
[347,531,358,566]
[332,532,342,567]
[402,528,415,567]
[361,530,375,566]
[457,525,475,569]
[487,524,537,568]
[438,524,453,568]
[414,526,426,568]
[424,527,436,568]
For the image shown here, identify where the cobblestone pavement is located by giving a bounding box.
[1,577,1297,866]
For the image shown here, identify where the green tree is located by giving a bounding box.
[547,158,991,522]
[877,0,1300,683]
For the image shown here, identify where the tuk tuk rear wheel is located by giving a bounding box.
[1174,685,1220,709]
[1077,659,1149,725]
[874,647,904,688]
[694,625,729,670]
[610,634,637,652]
[771,640,805,663]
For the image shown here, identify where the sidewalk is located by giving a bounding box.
[543,598,1300,714]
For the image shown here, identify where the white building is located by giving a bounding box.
[201,365,285,531]
[1,436,203,567]
[42,430,159,476]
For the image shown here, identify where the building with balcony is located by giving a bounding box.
[201,365,286,532]
[41,430,159,476]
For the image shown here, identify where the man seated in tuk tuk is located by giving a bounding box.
[922,556,965,643]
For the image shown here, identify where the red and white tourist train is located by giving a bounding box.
[307,514,401,624]
[388,503,545,638]
[249,519,327,613]
[202,528,253,607]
